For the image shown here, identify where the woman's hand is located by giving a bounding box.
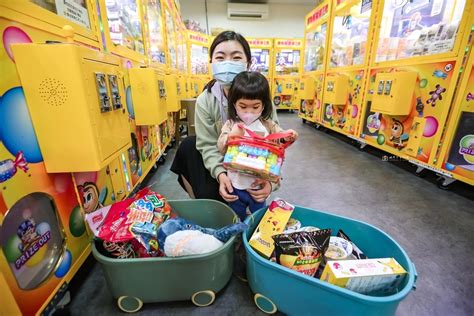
[247,179,272,203]
[284,129,298,142]
[218,173,238,202]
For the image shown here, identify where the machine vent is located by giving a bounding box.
[39,78,68,107]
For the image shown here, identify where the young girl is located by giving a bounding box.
[217,71,298,221]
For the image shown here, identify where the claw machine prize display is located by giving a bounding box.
[0,2,113,315]
[322,0,376,137]
[299,2,331,123]
[144,0,166,66]
[100,0,146,63]
[437,48,474,186]
[187,31,210,97]
[247,38,273,81]
[164,0,178,71]
[272,38,303,110]
[360,0,473,168]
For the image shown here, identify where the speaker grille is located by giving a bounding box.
[39,78,68,107]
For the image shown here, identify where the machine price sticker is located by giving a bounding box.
[306,4,329,25]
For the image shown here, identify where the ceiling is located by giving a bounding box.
[207,0,316,5]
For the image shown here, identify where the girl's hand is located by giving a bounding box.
[247,179,272,203]
[284,129,298,142]
[229,124,244,136]
[218,173,238,202]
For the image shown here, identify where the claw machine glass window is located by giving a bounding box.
[304,22,327,72]
[330,1,371,67]
[250,48,270,76]
[275,49,301,76]
[30,0,91,29]
[146,0,166,64]
[105,0,145,55]
[191,44,209,75]
[165,6,178,69]
[376,0,466,62]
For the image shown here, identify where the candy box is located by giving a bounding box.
[321,258,407,295]
[223,126,294,182]
[248,199,294,258]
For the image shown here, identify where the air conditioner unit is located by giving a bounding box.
[227,3,269,20]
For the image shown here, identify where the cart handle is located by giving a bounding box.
[411,261,418,290]
[237,123,295,149]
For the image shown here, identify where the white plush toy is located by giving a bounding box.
[164,230,224,257]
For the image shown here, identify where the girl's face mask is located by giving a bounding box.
[212,61,247,86]
[236,108,262,125]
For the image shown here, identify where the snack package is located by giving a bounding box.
[85,188,175,257]
[283,218,301,234]
[273,229,332,277]
[324,236,353,261]
[223,125,295,182]
[321,258,407,295]
[337,229,367,260]
[249,199,294,258]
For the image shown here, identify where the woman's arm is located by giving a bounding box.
[217,120,233,154]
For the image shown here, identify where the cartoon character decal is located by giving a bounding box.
[334,107,346,128]
[17,217,40,252]
[389,119,409,149]
[128,133,140,174]
[77,182,102,213]
[427,84,446,106]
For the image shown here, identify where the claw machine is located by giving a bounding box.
[436,42,474,187]
[99,0,164,189]
[247,38,273,82]
[272,38,303,111]
[321,0,377,137]
[359,0,473,173]
[299,2,332,123]
[0,1,122,314]
[187,30,210,97]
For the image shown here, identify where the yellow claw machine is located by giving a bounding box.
[272,38,304,111]
[321,0,377,138]
[0,1,125,314]
[187,30,211,97]
[247,38,274,82]
[436,40,474,188]
[299,1,332,123]
[359,0,474,184]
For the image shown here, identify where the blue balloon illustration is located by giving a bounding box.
[445,163,456,171]
[55,249,72,278]
[0,87,43,162]
[126,86,135,119]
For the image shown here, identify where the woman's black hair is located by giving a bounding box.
[205,31,251,92]
[227,71,273,122]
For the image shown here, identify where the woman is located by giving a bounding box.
[171,31,279,204]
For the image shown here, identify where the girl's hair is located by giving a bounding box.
[205,31,251,92]
[227,71,273,122]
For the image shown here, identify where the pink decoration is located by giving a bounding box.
[3,26,32,62]
[423,116,439,138]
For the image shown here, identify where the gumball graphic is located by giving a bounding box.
[2,26,32,62]
[445,163,456,171]
[25,245,47,267]
[377,134,385,145]
[3,235,22,263]
[351,105,358,118]
[126,86,135,119]
[0,87,43,162]
[55,249,72,278]
[137,165,143,177]
[330,119,335,127]
[69,205,86,237]
[36,222,51,236]
[419,79,428,88]
[423,116,439,137]
[459,136,474,164]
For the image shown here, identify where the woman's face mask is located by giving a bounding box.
[212,61,247,86]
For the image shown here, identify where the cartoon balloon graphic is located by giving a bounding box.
[351,105,358,118]
[53,173,72,193]
[0,87,43,162]
[423,116,439,137]
[445,163,456,171]
[419,78,428,88]
[69,205,86,237]
[126,86,135,119]
[55,249,72,278]
[2,26,32,62]
[3,235,22,263]
[377,134,385,145]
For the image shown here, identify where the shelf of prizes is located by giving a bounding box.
[299,1,332,123]
[359,0,474,185]
[0,0,183,314]
[320,0,377,138]
[186,30,211,98]
[247,37,274,82]
[272,38,304,111]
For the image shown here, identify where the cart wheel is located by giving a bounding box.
[191,290,215,307]
[117,296,143,313]
[254,293,277,314]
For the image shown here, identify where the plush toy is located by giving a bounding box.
[164,230,223,257]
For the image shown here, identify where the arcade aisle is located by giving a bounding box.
[67,113,474,316]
